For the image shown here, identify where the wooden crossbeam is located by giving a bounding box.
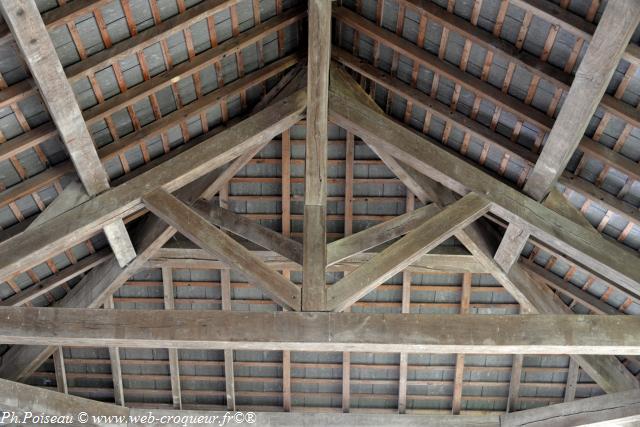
[327,203,441,266]
[494,0,640,307]
[0,89,305,284]
[523,1,640,201]
[0,0,137,267]
[326,194,490,311]
[1,308,640,354]
[150,245,485,274]
[332,8,640,189]
[302,0,331,311]
[143,189,302,310]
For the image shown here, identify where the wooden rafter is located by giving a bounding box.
[523,0,640,200]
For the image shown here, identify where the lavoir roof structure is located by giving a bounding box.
[0,0,639,425]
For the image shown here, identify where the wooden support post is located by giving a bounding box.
[303,0,331,311]
[162,267,182,410]
[398,192,414,414]
[104,296,125,406]
[342,351,351,412]
[282,349,292,412]
[452,273,472,414]
[564,358,579,403]
[52,347,68,395]
[506,354,523,413]
[221,268,236,411]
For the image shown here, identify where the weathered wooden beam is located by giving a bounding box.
[52,348,68,395]
[192,201,303,265]
[143,190,301,310]
[0,1,107,196]
[2,308,640,354]
[0,0,137,267]
[500,389,640,427]
[0,249,110,307]
[0,89,305,284]
[506,355,523,413]
[327,203,441,266]
[104,296,125,407]
[0,81,306,382]
[220,269,236,411]
[302,0,331,311]
[564,359,580,403]
[150,246,486,274]
[332,8,640,188]
[326,194,490,311]
[162,267,182,409]
[328,76,640,304]
[0,171,235,381]
[523,1,640,201]
[451,273,471,414]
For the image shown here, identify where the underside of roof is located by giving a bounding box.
[0,0,639,422]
